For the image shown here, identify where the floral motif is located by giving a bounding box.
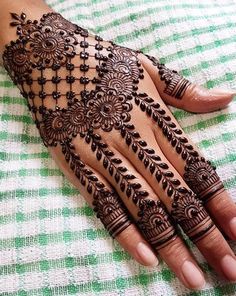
[28,29,72,66]
[184,158,224,201]
[105,46,140,80]
[40,109,69,146]
[171,192,209,232]
[93,190,131,237]
[88,93,132,132]
[99,72,133,96]
[137,200,176,249]
[64,101,91,135]
[10,12,37,36]
[3,41,31,80]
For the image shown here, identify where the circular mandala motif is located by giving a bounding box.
[88,94,127,132]
[99,72,133,96]
[105,46,140,80]
[3,41,31,77]
[40,109,69,145]
[64,101,91,135]
[29,29,67,65]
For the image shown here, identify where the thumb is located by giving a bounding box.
[138,52,234,113]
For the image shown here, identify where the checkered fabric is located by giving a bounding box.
[1,0,236,295]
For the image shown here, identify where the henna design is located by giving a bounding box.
[3,12,221,247]
[145,54,191,99]
[137,200,177,249]
[171,192,215,242]
[119,122,214,242]
[61,139,131,237]
[134,92,224,203]
[184,158,224,203]
[79,130,177,248]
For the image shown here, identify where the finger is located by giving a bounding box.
[112,112,236,282]
[75,133,205,288]
[48,143,159,267]
[138,52,234,113]
[139,85,236,243]
[77,130,207,289]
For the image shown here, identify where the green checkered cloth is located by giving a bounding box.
[1,0,236,295]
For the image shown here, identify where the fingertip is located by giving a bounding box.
[184,86,234,113]
[115,224,159,267]
[136,242,159,267]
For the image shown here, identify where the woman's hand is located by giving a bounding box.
[2,7,236,290]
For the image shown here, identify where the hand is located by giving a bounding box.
[2,10,236,290]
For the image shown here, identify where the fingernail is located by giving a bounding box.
[229,217,236,239]
[221,255,236,281]
[181,261,205,290]
[136,242,158,267]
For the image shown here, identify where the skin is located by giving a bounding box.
[1,0,236,291]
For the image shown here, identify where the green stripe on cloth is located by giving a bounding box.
[1,0,236,295]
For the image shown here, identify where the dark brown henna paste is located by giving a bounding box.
[145,54,191,99]
[61,139,132,237]
[137,200,177,249]
[134,92,224,203]
[184,158,224,203]
[3,12,219,247]
[119,123,215,242]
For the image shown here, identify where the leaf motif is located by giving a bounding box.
[144,157,149,167]
[115,173,120,183]
[138,140,147,147]
[131,183,141,189]
[167,186,173,197]
[87,183,93,194]
[10,13,21,21]
[21,13,26,20]
[120,181,126,192]
[124,174,136,180]
[149,163,155,174]
[10,21,20,26]
[155,170,162,182]
[125,134,132,146]
[105,150,114,157]
[140,101,146,111]
[126,186,132,197]
[111,158,122,164]
[158,163,168,169]
[96,150,102,161]
[91,142,96,152]
[88,175,98,181]
[162,178,168,190]
[132,131,140,138]
[103,158,109,169]
[132,143,138,153]
[109,165,114,176]
[138,150,144,160]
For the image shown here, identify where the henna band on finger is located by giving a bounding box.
[184,158,224,204]
[145,54,191,100]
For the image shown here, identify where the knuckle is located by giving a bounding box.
[159,237,189,261]
[197,228,226,254]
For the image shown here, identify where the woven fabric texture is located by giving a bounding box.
[0,0,236,295]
